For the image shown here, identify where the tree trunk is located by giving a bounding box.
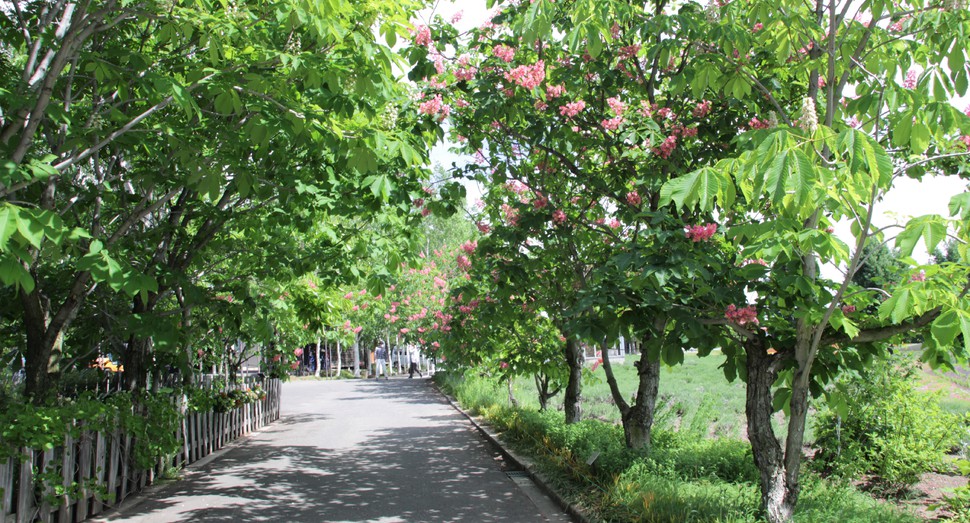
[507,378,517,407]
[534,373,560,411]
[745,337,797,523]
[122,293,158,392]
[623,356,661,451]
[352,337,360,377]
[563,338,584,424]
[315,338,322,377]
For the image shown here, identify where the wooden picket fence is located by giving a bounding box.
[0,379,281,523]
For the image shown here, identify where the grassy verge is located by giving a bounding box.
[439,370,921,523]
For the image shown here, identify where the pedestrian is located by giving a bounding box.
[375,340,389,380]
[407,343,423,379]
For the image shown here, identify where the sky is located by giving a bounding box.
[416,0,970,268]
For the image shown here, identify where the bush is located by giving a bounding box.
[812,354,961,490]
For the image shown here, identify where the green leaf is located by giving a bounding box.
[0,205,17,248]
[0,254,34,292]
[773,387,792,414]
[659,167,732,211]
[930,310,961,348]
[894,215,947,257]
[910,122,931,153]
[15,212,44,248]
[879,288,911,324]
[948,192,970,220]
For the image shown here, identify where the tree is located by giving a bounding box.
[659,0,970,519]
[1,0,451,398]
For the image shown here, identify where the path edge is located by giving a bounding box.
[433,381,594,523]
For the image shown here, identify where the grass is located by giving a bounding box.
[438,370,921,523]
[511,352,810,443]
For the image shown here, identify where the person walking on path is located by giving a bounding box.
[374,340,389,379]
[407,343,423,379]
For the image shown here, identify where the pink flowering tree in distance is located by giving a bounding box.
[419,0,757,450]
[654,0,970,519]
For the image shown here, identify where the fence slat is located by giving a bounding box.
[59,432,76,523]
[91,432,106,515]
[0,456,13,522]
[38,448,54,523]
[106,431,120,509]
[76,431,92,522]
[17,448,34,523]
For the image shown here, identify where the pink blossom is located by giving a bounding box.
[653,135,677,159]
[910,271,926,282]
[609,219,621,229]
[457,254,472,270]
[903,69,917,89]
[752,22,763,32]
[959,135,970,150]
[450,10,463,24]
[606,97,626,116]
[504,61,545,90]
[685,223,717,242]
[725,304,759,326]
[354,326,363,333]
[294,348,304,357]
[552,209,567,224]
[418,94,450,119]
[693,100,712,118]
[413,198,425,207]
[841,305,856,314]
[493,44,516,63]
[748,117,770,130]
[546,84,566,99]
[454,66,478,82]
[626,191,642,206]
[343,292,354,299]
[400,328,410,334]
[559,100,586,118]
[432,341,440,348]
[846,116,861,128]
[421,207,431,217]
[618,45,640,59]
[477,222,491,234]
[413,25,432,47]
[602,116,624,130]
[535,100,548,110]
[460,241,477,254]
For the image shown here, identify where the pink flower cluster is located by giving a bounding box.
[460,241,477,254]
[602,116,624,130]
[455,65,478,82]
[560,100,586,118]
[552,209,567,224]
[653,135,677,159]
[693,100,712,118]
[725,304,759,326]
[959,135,970,150]
[618,44,640,59]
[418,94,450,118]
[686,223,717,242]
[748,117,771,130]
[903,69,917,89]
[752,22,763,32]
[477,222,491,234]
[505,61,545,90]
[910,271,926,282]
[413,25,432,47]
[546,84,566,99]
[841,304,856,314]
[493,44,516,62]
[607,97,626,116]
[625,190,641,206]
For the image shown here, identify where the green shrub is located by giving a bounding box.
[812,354,961,490]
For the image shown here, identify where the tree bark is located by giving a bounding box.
[745,337,797,523]
[600,338,661,451]
[563,338,584,424]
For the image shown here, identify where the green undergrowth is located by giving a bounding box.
[437,371,920,523]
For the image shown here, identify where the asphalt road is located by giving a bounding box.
[92,377,570,523]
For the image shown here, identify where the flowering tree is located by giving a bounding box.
[418,0,759,448]
[657,0,970,519]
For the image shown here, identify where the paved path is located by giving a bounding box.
[93,378,571,523]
